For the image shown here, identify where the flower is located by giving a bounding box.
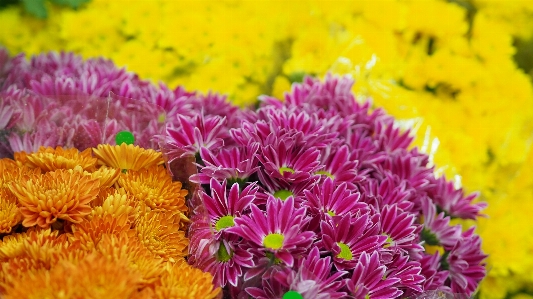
[420,196,462,250]
[194,235,255,288]
[227,196,315,267]
[153,260,222,299]
[8,169,100,228]
[319,213,387,270]
[134,210,188,261]
[93,143,164,171]
[445,228,487,295]
[0,188,22,233]
[18,146,97,172]
[69,214,131,251]
[190,144,260,185]
[200,179,257,236]
[166,114,229,156]
[118,165,188,213]
[379,204,424,256]
[347,251,402,299]
[1,253,143,299]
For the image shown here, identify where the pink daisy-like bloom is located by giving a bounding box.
[379,204,424,256]
[420,196,462,250]
[430,176,487,219]
[166,114,229,156]
[257,137,322,184]
[200,179,258,237]
[246,246,348,299]
[347,251,403,299]
[445,227,487,296]
[317,144,364,188]
[358,175,415,213]
[304,177,368,220]
[194,235,255,288]
[226,196,315,268]
[385,253,425,296]
[319,213,387,271]
[190,144,260,185]
[419,252,450,292]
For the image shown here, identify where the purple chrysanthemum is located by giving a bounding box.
[319,213,387,270]
[226,196,315,268]
[347,251,403,299]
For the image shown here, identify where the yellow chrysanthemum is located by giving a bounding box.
[96,233,165,286]
[1,253,142,299]
[134,210,188,261]
[118,165,188,213]
[18,146,97,172]
[69,214,131,251]
[153,261,221,299]
[93,143,164,171]
[87,165,121,188]
[8,169,100,228]
[0,232,27,261]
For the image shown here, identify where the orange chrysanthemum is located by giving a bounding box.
[88,165,121,188]
[118,165,188,213]
[97,233,165,286]
[8,169,100,228]
[69,214,131,251]
[17,146,97,172]
[153,261,221,299]
[0,188,22,234]
[134,210,188,261]
[0,159,40,189]
[1,253,142,299]
[0,232,26,261]
[91,191,135,221]
[93,143,164,171]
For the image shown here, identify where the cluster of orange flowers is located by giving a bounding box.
[0,145,220,298]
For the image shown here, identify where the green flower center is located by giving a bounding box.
[273,189,293,201]
[336,242,353,260]
[215,215,235,231]
[421,227,440,246]
[327,210,336,217]
[158,113,166,123]
[279,166,295,174]
[383,234,394,248]
[263,233,284,250]
[316,170,334,178]
[216,243,232,262]
[283,291,304,299]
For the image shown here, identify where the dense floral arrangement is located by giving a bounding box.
[0,144,220,298]
[1,2,532,297]
[161,75,488,298]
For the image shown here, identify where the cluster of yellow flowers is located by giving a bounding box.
[1,0,533,298]
[0,145,220,299]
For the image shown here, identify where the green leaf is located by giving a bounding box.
[49,0,89,9]
[21,0,47,19]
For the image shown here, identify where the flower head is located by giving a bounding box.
[93,143,164,171]
[118,165,188,213]
[19,146,97,172]
[227,196,315,267]
[9,169,100,227]
[319,213,386,270]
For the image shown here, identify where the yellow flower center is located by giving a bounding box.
[336,242,353,260]
[263,233,284,250]
[215,215,235,231]
[273,190,293,201]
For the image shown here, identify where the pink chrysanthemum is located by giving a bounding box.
[226,196,315,267]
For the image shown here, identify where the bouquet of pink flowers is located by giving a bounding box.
[165,75,487,298]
